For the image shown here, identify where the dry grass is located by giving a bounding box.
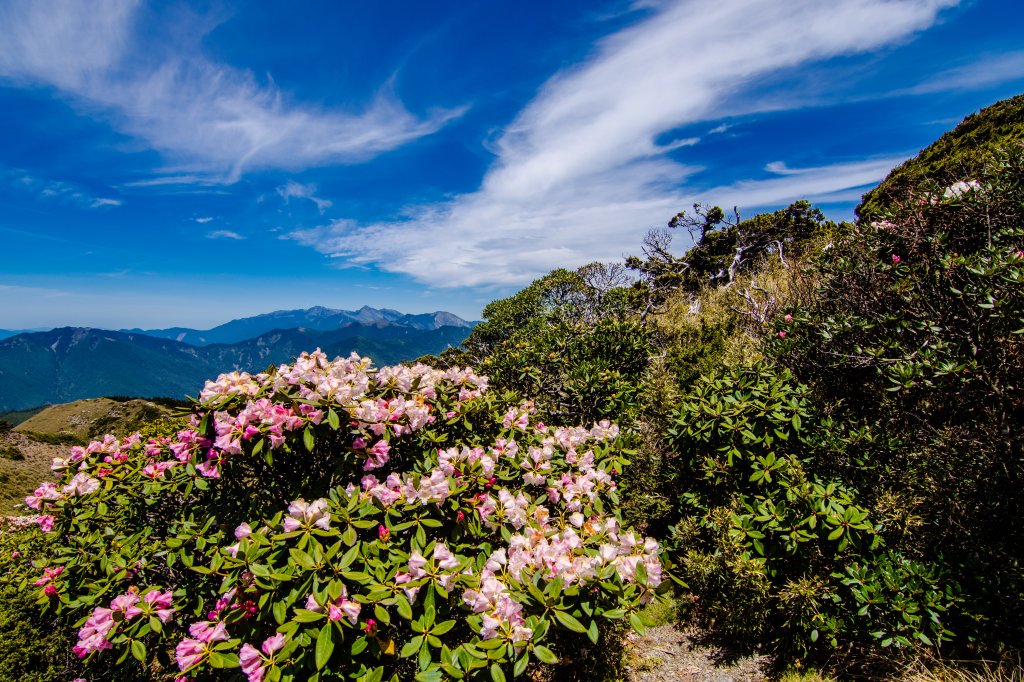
[775,670,836,682]
[15,397,173,439]
[904,656,1024,682]
[0,431,64,515]
[654,237,830,377]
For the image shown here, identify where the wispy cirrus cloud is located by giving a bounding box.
[707,157,909,208]
[277,181,333,214]
[3,168,121,209]
[206,230,246,241]
[290,0,957,288]
[906,50,1024,94]
[0,1,461,183]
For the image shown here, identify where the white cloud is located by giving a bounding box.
[3,168,120,209]
[194,216,214,224]
[706,157,907,209]
[906,51,1024,94]
[206,230,246,240]
[290,0,956,288]
[0,1,461,182]
[277,181,333,214]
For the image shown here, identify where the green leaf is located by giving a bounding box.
[343,527,357,546]
[315,624,335,670]
[293,609,325,623]
[629,612,646,636]
[289,547,316,570]
[304,427,316,452]
[396,595,413,620]
[352,636,369,655]
[272,600,287,625]
[513,653,529,677]
[554,610,587,633]
[490,663,507,682]
[131,639,146,662]
[432,620,455,636]
[587,619,599,644]
[532,645,558,664]
[328,408,341,430]
[208,651,239,668]
[401,636,424,658]
[415,671,444,682]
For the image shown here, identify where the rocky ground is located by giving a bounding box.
[625,624,767,682]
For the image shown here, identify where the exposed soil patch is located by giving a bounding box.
[626,624,767,682]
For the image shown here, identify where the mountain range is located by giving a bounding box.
[121,305,471,346]
[0,306,474,412]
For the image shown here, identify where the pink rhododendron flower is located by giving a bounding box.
[189,620,228,643]
[25,482,62,509]
[239,643,264,682]
[110,592,143,620]
[34,565,64,586]
[36,514,55,532]
[175,638,207,671]
[943,179,981,199]
[144,589,176,623]
[282,498,330,532]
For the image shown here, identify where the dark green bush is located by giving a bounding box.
[0,522,79,682]
[21,432,86,447]
[774,146,1024,650]
[664,363,957,658]
[0,445,24,461]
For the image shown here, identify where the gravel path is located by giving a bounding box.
[625,625,767,682]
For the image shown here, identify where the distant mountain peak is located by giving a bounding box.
[118,306,474,347]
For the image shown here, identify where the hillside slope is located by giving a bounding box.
[14,398,176,440]
[858,93,1024,217]
[0,328,212,412]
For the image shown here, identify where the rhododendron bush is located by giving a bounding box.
[19,350,667,681]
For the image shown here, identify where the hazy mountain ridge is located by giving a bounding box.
[123,305,474,346]
[0,328,50,341]
[0,307,476,411]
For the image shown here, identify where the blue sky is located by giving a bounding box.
[1,0,1022,330]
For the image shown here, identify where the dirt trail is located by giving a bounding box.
[625,625,767,682]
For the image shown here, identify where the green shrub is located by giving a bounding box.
[774,146,1024,649]
[0,520,80,682]
[21,432,87,447]
[664,363,956,658]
